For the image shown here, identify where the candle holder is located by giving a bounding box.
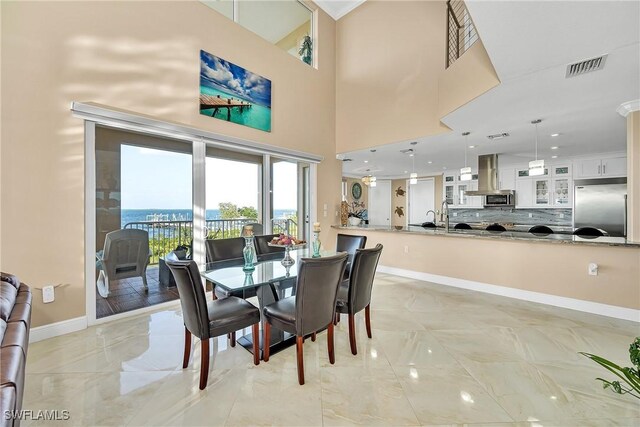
[312,231,321,258]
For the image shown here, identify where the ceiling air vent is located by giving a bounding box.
[566,54,607,78]
[399,148,414,154]
[342,158,353,162]
[486,133,510,140]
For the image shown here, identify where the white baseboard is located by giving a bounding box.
[29,316,88,343]
[377,265,640,323]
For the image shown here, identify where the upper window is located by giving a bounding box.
[201,0,314,67]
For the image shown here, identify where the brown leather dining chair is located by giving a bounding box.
[335,244,383,355]
[165,252,261,390]
[254,234,286,261]
[336,234,367,285]
[262,253,348,385]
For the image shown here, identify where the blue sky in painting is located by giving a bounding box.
[200,50,272,108]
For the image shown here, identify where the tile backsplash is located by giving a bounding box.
[449,208,572,226]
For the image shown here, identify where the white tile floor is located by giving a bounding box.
[23,273,640,426]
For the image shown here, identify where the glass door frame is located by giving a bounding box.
[79,103,320,326]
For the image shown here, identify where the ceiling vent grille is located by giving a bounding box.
[566,54,607,78]
[486,133,509,140]
[399,148,414,154]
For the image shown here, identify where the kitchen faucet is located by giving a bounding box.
[440,200,450,232]
[426,210,436,224]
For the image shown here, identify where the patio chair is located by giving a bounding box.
[96,229,151,298]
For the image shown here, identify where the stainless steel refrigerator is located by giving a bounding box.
[574,178,627,237]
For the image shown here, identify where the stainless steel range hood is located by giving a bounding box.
[465,154,515,196]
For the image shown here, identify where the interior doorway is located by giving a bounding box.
[408,178,436,225]
[368,180,392,226]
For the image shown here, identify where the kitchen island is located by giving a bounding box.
[331,224,640,321]
[333,224,640,248]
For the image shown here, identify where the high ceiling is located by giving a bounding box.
[341,1,640,179]
[313,0,366,20]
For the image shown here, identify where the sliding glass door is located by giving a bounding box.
[94,126,192,318]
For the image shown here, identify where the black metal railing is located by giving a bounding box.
[124,217,298,264]
[446,0,478,68]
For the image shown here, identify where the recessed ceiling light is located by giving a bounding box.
[468,145,475,149]
[404,170,408,173]
[550,146,558,150]
[409,153,414,157]
[552,155,558,159]
[364,160,368,163]
[427,161,432,164]
[443,166,447,170]
[551,133,560,137]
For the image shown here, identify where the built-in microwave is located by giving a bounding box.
[484,193,515,207]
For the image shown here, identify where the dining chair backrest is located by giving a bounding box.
[336,234,367,275]
[348,244,383,314]
[294,253,348,336]
[254,234,285,259]
[573,227,605,237]
[454,223,472,230]
[529,225,554,234]
[165,252,210,340]
[486,224,506,232]
[243,222,264,236]
[205,237,245,264]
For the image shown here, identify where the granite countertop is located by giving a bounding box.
[332,224,640,248]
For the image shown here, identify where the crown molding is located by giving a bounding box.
[616,99,640,118]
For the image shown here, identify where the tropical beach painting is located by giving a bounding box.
[200,50,272,132]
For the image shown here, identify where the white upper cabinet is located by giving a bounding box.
[601,157,626,177]
[515,179,533,207]
[575,156,626,178]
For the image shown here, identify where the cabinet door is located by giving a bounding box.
[552,177,571,206]
[444,174,456,184]
[602,157,626,177]
[552,165,571,176]
[499,168,516,190]
[515,179,533,208]
[468,181,482,207]
[533,178,551,206]
[444,184,455,205]
[456,184,469,206]
[577,159,602,178]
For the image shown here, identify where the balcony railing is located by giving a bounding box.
[446,0,478,68]
[124,217,298,264]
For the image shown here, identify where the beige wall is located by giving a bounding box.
[343,177,369,208]
[628,111,640,242]
[437,41,500,118]
[336,1,450,152]
[336,2,500,154]
[340,229,640,310]
[0,1,338,327]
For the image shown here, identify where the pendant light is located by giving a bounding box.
[369,149,377,187]
[460,131,472,181]
[529,119,544,176]
[409,152,417,185]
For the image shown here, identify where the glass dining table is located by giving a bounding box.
[201,248,340,358]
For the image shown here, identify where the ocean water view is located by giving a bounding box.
[121,209,295,228]
[200,85,271,132]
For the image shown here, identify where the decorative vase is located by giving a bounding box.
[312,231,321,258]
[242,236,256,272]
[340,201,349,226]
[348,217,361,226]
[281,245,295,267]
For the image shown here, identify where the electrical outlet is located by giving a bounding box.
[43,285,55,303]
[475,212,480,217]
[559,213,565,219]
[528,213,533,218]
[453,212,458,217]
[588,263,598,276]
[404,245,409,254]
[323,210,327,217]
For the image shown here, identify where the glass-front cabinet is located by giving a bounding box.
[552,178,570,206]
[533,178,551,206]
[457,184,468,206]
